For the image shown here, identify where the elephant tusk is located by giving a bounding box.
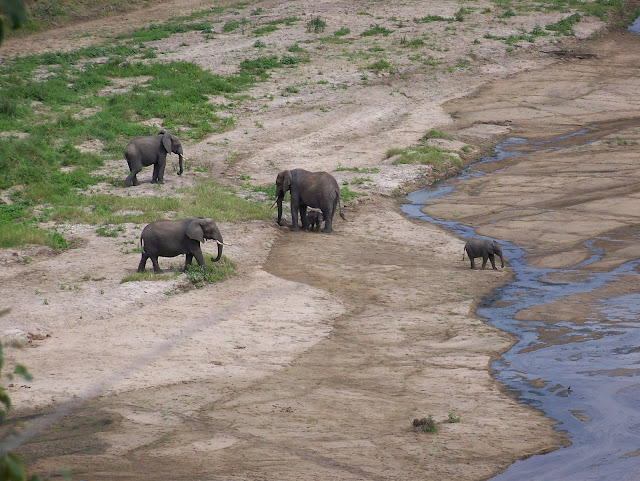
[270,199,278,209]
[216,240,226,246]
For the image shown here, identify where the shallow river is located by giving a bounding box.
[403,132,640,481]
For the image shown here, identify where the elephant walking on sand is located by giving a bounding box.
[124,130,184,186]
[275,168,345,233]
[138,218,223,274]
[463,238,505,270]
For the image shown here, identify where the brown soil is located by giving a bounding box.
[2,1,638,479]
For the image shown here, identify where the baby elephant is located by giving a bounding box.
[138,218,223,274]
[463,238,504,270]
[306,209,324,231]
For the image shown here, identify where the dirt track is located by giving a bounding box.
[2,1,639,479]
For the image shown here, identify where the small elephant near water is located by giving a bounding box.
[306,209,324,231]
[463,238,505,270]
[138,218,223,274]
[274,168,345,233]
[124,130,184,186]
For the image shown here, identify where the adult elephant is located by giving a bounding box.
[124,130,184,186]
[137,218,223,274]
[463,238,505,270]
[275,168,345,233]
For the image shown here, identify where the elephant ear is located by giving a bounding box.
[161,132,172,154]
[186,220,205,242]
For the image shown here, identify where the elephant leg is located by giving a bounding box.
[469,255,476,269]
[300,205,309,230]
[156,159,166,184]
[126,160,142,187]
[489,253,497,270]
[137,253,149,272]
[290,201,300,231]
[151,257,162,274]
[481,254,489,269]
[184,253,194,270]
[193,248,206,267]
[322,209,333,233]
[151,162,159,184]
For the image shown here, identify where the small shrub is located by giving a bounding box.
[333,27,350,37]
[253,39,266,48]
[366,59,393,73]
[185,256,236,287]
[223,19,246,33]
[448,413,461,423]
[306,17,326,33]
[413,416,436,433]
[361,24,393,36]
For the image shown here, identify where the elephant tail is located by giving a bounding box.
[336,192,346,221]
[140,233,146,255]
[462,246,466,261]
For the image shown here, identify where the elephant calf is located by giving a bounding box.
[463,238,505,270]
[306,209,324,231]
[138,218,223,274]
[124,130,184,186]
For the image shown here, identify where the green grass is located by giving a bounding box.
[545,13,581,35]
[361,24,393,36]
[334,166,380,173]
[386,143,461,167]
[253,24,278,36]
[413,15,454,23]
[0,30,284,246]
[185,256,236,287]
[366,60,393,73]
[333,27,351,37]
[306,17,326,33]
[340,187,366,202]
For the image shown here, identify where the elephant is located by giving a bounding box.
[124,130,184,186]
[306,209,324,231]
[463,238,505,270]
[274,168,345,233]
[137,218,223,274]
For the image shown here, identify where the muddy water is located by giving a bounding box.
[403,128,640,480]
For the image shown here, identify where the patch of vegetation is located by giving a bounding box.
[413,15,454,23]
[121,271,174,283]
[545,13,581,35]
[253,24,278,36]
[340,186,366,202]
[366,59,393,73]
[385,140,461,167]
[423,129,454,141]
[185,255,236,288]
[253,39,266,48]
[334,166,380,173]
[223,18,248,33]
[333,27,351,37]
[447,412,462,423]
[413,416,437,433]
[360,24,393,36]
[96,224,125,237]
[400,37,425,48]
[306,16,326,33]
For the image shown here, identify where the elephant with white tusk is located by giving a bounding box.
[463,238,505,270]
[275,168,345,233]
[124,130,184,186]
[138,218,223,274]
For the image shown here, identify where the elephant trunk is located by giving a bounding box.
[211,239,223,263]
[177,154,184,176]
[276,196,284,225]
